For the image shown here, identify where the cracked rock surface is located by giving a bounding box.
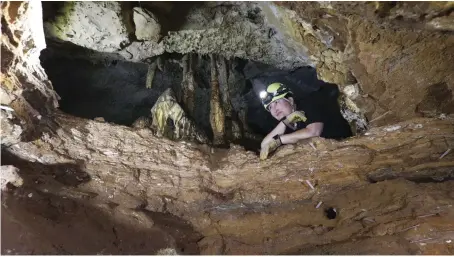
[3,111,454,254]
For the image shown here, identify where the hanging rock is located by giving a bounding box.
[162,2,311,70]
[133,7,161,42]
[180,54,196,116]
[44,2,130,53]
[150,88,208,144]
[209,55,226,145]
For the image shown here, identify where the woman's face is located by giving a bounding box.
[269,97,294,120]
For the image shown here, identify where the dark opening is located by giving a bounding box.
[324,207,337,220]
[40,46,352,146]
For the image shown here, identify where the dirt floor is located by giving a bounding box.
[1,189,202,255]
[1,152,202,255]
[3,145,454,255]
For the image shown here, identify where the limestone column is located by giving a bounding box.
[210,54,226,145]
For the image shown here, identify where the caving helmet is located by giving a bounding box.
[259,83,293,111]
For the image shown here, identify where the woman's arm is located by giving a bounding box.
[280,122,324,144]
[260,122,287,149]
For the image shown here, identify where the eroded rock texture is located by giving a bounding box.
[3,112,454,254]
[148,88,209,144]
[2,1,454,255]
[279,1,454,126]
[1,1,59,144]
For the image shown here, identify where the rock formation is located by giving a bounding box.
[2,1,454,255]
[149,88,208,144]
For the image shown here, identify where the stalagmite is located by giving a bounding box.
[210,54,226,145]
[150,88,208,143]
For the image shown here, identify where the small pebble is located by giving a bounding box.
[28,193,33,198]
[305,180,315,190]
[439,149,451,159]
[309,142,317,150]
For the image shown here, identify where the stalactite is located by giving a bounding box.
[227,60,247,142]
[145,61,157,89]
[210,54,226,145]
[181,54,195,116]
[156,56,163,71]
[216,56,231,117]
[215,56,234,142]
[177,54,189,103]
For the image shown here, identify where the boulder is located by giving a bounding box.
[133,7,161,42]
[44,2,130,52]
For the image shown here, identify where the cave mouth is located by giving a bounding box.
[39,49,352,149]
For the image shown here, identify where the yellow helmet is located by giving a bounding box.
[259,83,293,110]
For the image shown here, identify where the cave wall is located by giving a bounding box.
[1,1,59,145]
[277,2,454,126]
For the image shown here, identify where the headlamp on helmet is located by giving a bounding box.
[260,83,293,111]
[259,90,268,99]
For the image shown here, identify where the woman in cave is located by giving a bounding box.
[259,83,352,160]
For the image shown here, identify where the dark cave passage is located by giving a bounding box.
[40,49,352,147]
[40,56,168,126]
